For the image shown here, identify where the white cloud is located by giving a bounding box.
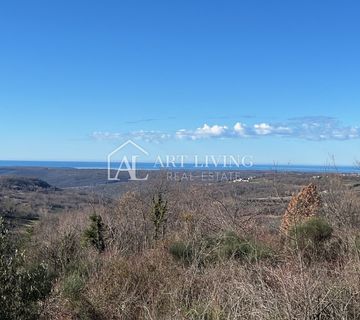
[195,124,228,137]
[253,123,273,135]
[288,117,360,140]
[92,131,122,140]
[234,122,247,136]
[92,117,360,142]
[176,124,228,140]
[91,130,170,143]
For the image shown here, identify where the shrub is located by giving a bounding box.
[0,217,52,320]
[169,232,274,266]
[355,234,360,253]
[169,241,194,264]
[289,216,333,262]
[352,234,360,259]
[83,214,106,253]
[59,230,82,272]
[186,304,225,320]
[289,216,333,248]
[62,271,86,300]
[214,231,274,262]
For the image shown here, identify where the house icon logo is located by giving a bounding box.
[107,140,149,181]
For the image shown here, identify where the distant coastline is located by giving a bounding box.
[0,160,359,173]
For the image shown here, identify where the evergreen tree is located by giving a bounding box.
[151,193,168,240]
[83,214,106,252]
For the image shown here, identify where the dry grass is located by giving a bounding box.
[16,175,360,319]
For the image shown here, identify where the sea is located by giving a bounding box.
[0,160,359,173]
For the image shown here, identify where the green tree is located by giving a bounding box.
[151,192,168,240]
[83,214,106,252]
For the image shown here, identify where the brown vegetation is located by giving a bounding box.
[280,183,322,234]
[1,172,360,319]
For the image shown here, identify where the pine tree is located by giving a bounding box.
[151,193,168,240]
[83,214,106,253]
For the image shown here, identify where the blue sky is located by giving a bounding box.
[1,0,360,165]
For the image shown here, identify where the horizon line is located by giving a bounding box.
[0,159,358,168]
